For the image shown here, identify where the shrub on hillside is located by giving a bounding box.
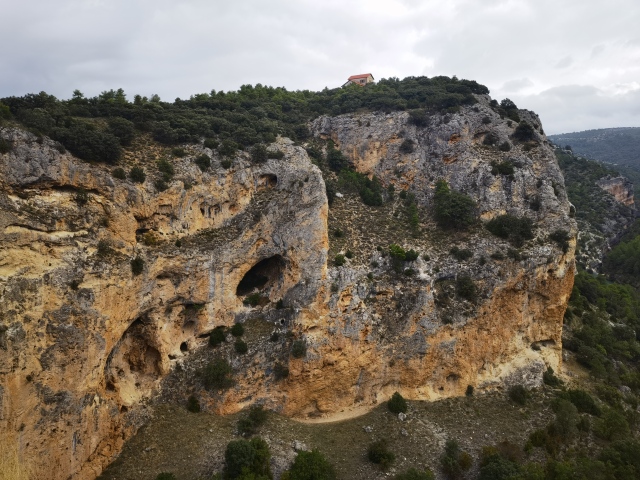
[209,326,226,347]
[195,154,211,171]
[130,256,144,276]
[508,384,529,405]
[287,449,336,480]
[291,340,307,358]
[512,122,536,142]
[440,439,472,479]
[129,166,146,183]
[202,358,234,390]
[231,323,245,337]
[455,276,477,302]
[485,214,533,247]
[433,181,476,229]
[394,468,435,480]
[388,392,408,414]
[399,139,415,154]
[368,440,395,470]
[224,437,272,480]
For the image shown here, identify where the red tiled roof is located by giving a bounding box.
[348,73,373,80]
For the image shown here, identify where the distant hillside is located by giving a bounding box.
[548,127,640,168]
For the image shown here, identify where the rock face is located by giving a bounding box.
[597,175,635,207]
[0,130,327,479]
[0,96,576,480]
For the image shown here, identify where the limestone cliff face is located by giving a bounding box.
[278,98,576,414]
[0,129,327,479]
[0,95,576,480]
[597,175,635,208]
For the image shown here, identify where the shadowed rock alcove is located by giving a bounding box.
[236,255,286,296]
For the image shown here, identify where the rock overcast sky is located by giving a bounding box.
[2,0,639,134]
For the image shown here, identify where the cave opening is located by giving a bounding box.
[180,341,188,352]
[236,255,285,296]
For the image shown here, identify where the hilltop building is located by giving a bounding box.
[343,73,374,87]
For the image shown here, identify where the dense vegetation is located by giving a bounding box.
[0,76,487,164]
[555,148,632,230]
[549,128,640,170]
[603,220,640,288]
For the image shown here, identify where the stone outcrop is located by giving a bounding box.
[0,95,576,479]
[597,175,635,207]
[0,130,327,479]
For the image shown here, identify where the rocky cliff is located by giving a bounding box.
[0,94,576,479]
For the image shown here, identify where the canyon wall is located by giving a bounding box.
[0,95,575,479]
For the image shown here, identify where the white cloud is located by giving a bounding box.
[0,0,639,132]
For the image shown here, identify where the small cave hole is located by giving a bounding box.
[106,382,116,392]
[236,255,285,296]
[120,405,128,413]
[259,174,278,188]
[168,354,177,360]
[180,342,188,352]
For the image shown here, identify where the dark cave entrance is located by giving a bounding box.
[236,255,285,296]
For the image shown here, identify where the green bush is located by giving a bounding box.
[404,249,419,261]
[394,468,435,480]
[234,339,248,354]
[455,276,477,302]
[512,122,536,142]
[243,293,263,307]
[291,340,307,358]
[485,215,534,247]
[204,138,219,150]
[594,408,630,440]
[327,147,348,172]
[388,392,408,414]
[288,449,336,480]
[156,473,176,480]
[195,154,211,171]
[490,160,514,175]
[334,254,346,266]
[172,147,187,157]
[367,439,395,470]
[564,389,600,416]
[550,399,579,439]
[224,437,272,480]
[450,246,472,261]
[112,167,126,179]
[550,229,570,253]
[440,439,472,479]
[498,141,512,152]
[508,384,528,405]
[0,138,13,154]
[186,395,201,413]
[238,406,268,437]
[399,139,415,154]
[542,367,562,387]
[251,144,268,163]
[74,188,89,205]
[273,362,290,380]
[433,181,476,229]
[129,166,146,183]
[202,358,234,390]
[209,326,226,347]
[231,323,245,337]
[267,149,285,159]
[131,256,144,276]
[107,117,135,146]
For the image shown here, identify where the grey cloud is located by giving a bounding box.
[501,78,534,92]
[1,0,639,133]
[555,56,573,69]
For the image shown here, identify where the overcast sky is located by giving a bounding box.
[2,0,639,134]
